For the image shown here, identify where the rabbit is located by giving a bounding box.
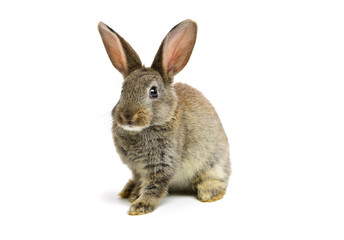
[98,19,231,215]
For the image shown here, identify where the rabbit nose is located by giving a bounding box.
[120,111,138,125]
[120,112,131,122]
[124,112,131,121]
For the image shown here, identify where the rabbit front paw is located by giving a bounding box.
[128,200,155,215]
[118,179,140,202]
[128,190,140,202]
[118,179,135,198]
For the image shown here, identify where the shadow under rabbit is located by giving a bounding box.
[101,189,197,207]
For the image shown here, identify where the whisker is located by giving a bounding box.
[96,110,114,133]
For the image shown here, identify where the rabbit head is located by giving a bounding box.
[98,20,197,132]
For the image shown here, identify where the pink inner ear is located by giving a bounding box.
[163,22,197,76]
[166,29,187,71]
[99,23,128,75]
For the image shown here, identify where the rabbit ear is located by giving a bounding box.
[151,19,197,84]
[98,22,142,78]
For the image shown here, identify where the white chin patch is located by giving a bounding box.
[120,125,146,132]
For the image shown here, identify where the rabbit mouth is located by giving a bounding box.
[120,124,147,132]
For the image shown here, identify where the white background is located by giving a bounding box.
[0,0,343,239]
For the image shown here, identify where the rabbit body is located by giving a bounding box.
[98,20,231,215]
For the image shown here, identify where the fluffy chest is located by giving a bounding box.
[113,127,177,168]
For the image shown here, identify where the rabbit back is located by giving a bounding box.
[169,82,230,191]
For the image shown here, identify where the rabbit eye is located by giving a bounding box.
[149,86,158,98]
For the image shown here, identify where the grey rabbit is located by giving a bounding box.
[98,19,231,215]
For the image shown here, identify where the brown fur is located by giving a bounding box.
[98,20,231,215]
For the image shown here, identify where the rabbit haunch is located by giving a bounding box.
[98,19,231,215]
